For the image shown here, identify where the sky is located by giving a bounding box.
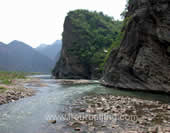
[0,0,126,48]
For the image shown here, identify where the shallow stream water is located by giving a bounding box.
[0,75,169,133]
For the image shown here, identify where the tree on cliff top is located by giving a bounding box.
[66,10,122,73]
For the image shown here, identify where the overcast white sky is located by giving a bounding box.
[0,0,126,48]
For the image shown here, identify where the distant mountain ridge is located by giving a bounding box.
[36,44,48,51]
[0,42,5,46]
[36,40,62,61]
[0,40,54,73]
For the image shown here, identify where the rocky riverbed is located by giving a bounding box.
[63,95,170,133]
[55,79,100,85]
[0,78,46,105]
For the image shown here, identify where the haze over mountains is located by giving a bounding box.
[36,40,62,61]
[0,40,62,73]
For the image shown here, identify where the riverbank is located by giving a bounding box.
[0,78,45,105]
[55,79,100,85]
[64,94,170,133]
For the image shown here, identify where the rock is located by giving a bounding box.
[147,126,163,133]
[97,102,102,107]
[147,117,153,121]
[164,127,170,132]
[96,107,103,111]
[157,126,163,133]
[101,97,106,102]
[148,127,157,132]
[101,0,170,94]
[69,121,84,127]
[167,105,170,110]
[67,95,170,133]
[86,108,95,113]
[79,108,86,112]
[101,125,106,128]
[112,124,119,128]
[132,110,137,114]
[127,106,133,110]
[90,104,95,108]
[11,100,15,102]
[163,120,167,123]
[161,104,168,109]
[104,107,110,112]
[157,106,164,110]
[74,127,81,131]
[88,126,95,131]
[126,131,138,133]
[48,120,56,124]
[111,107,118,113]
[116,105,121,109]
[52,10,121,79]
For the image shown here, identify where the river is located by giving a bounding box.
[0,75,169,133]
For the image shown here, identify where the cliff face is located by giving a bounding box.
[53,10,122,79]
[101,0,170,93]
[53,15,90,79]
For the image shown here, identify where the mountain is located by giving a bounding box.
[0,40,54,73]
[0,42,6,46]
[101,0,170,93]
[52,10,122,79]
[36,44,48,51]
[53,10,121,79]
[36,40,62,61]
[0,42,8,71]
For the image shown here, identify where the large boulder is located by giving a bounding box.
[101,0,170,93]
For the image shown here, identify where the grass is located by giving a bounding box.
[0,86,9,93]
[0,71,27,85]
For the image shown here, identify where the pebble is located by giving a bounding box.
[48,120,56,124]
[126,131,138,133]
[97,102,102,107]
[74,127,81,131]
[65,95,170,133]
[96,131,104,133]
[167,105,170,110]
[164,127,170,132]
[79,108,86,112]
[112,124,119,128]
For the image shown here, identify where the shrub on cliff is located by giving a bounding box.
[53,9,123,79]
[68,10,122,72]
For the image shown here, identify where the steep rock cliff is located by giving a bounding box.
[101,0,170,93]
[53,10,122,79]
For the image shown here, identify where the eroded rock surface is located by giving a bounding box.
[101,0,170,93]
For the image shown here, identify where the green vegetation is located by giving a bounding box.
[66,10,123,74]
[103,32,123,64]
[0,86,8,93]
[121,0,130,19]
[0,71,26,85]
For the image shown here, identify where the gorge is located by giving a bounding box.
[0,0,170,132]
[101,0,170,94]
[53,0,170,94]
[52,10,122,79]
